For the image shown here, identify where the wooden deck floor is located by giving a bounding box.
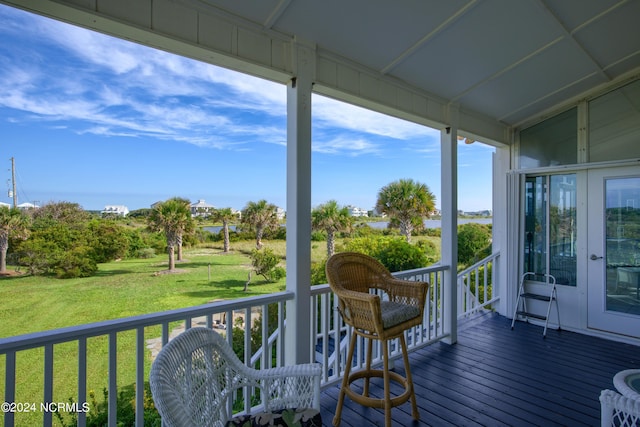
[318,313,640,426]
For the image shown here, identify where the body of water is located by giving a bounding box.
[367,218,492,229]
[203,218,491,234]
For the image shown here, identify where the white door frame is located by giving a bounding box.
[587,166,640,339]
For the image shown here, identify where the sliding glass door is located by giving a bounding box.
[524,174,577,286]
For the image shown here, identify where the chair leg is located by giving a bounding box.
[333,332,357,427]
[363,336,373,397]
[400,334,419,420]
[382,339,392,427]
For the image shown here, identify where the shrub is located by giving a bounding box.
[54,246,98,278]
[423,227,441,237]
[137,248,156,259]
[249,248,285,282]
[55,383,161,427]
[124,228,148,258]
[415,239,439,265]
[15,232,98,278]
[458,223,492,266]
[311,258,328,285]
[342,236,385,256]
[343,236,428,272]
[270,266,286,281]
[266,225,287,240]
[311,230,326,241]
[87,219,129,262]
[376,238,427,272]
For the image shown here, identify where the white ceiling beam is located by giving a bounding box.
[263,0,293,30]
[451,37,564,104]
[536,0,609,81]
[379,0,479,75]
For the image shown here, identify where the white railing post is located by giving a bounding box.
[135,327,145,427]
[78,338,87,427]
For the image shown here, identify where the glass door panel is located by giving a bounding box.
[524,174,577,285]
[605,177,640,314]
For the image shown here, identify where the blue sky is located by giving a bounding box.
[0,5,494,213]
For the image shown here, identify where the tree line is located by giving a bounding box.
[0,178,491,279]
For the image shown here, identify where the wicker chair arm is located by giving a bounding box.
[258,363,322,380]
[335,288,379,304]
[334,289,384,333]
[259,363,322,412]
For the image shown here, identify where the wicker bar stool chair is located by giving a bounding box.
[326,252,429,427]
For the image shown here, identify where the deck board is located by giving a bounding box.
[319,313,640,426]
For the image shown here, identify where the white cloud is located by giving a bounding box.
[313,136,381,155]
[313,95,439,141]
[0,5,440,158]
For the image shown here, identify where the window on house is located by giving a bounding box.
[589,79,640,162]
[519,108,577,169]
[524,174,577,286]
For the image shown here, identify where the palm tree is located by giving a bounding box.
[241,200,280,249]
[148,197,194,271]
[212,207,238,253]
[376,178,436,242]
[311,200,352,257]
[0,206,30,274]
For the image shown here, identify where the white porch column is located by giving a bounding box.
[441,118,458,345]
[493,144,512,317]
[285,40,315,365]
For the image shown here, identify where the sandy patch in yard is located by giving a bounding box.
[152,268,187,276]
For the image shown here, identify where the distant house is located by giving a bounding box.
[0,202,10,209]
[17,202,39,210]
[461,210,492,217]
[102,205,129,217]
[346,205,368,217]
[275,207,286,220]
[190,199,216,218]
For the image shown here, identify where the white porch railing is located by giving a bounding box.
[457,251,500,318]
[0,253,499,427]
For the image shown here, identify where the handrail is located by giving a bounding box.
[0,292,294,352]
[457,251,500,318]
[0,253,500,427]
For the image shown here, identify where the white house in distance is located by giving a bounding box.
[101,205,129,217]
[346,205,368,217]
[190,199,216,217]
[17,202,39,210]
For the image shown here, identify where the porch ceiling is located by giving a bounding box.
[3,0,640,143]
[203,0,640,129]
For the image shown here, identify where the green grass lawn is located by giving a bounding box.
[0,235,439,425]
[1,244,290,336]
[0,242,291,426]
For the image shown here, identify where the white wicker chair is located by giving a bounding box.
[600,389,640,427]
[150,327,322,427]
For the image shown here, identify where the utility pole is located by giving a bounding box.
[10,157,17,208]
